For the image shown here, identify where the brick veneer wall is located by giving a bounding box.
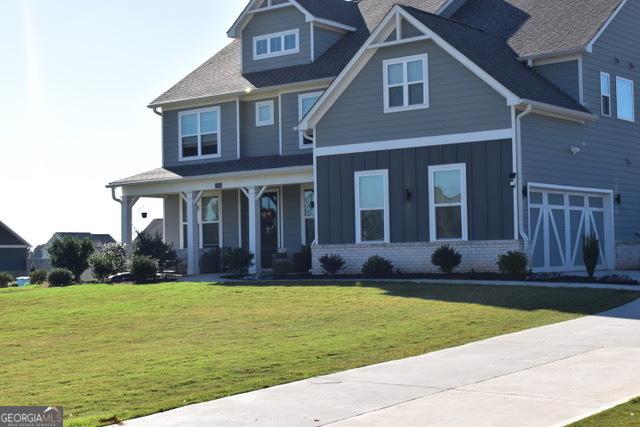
[616,242,640,270]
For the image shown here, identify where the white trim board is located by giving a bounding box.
[314,129,513,157]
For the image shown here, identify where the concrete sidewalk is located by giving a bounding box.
[122,299,640,427]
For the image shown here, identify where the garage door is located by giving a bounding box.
[528,185,614,272]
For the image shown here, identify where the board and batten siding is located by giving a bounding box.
[241,7,311,74]
[534,61,580,102]
[162,102,238,168]
[316,39,512,148]
[0,248,28,274]
[316,140,514,245]
[240,98,280,158]
[522,0,640,241]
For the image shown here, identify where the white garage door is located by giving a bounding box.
[528,185,614,272]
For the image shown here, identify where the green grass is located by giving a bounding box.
[572,398,640,426]
[0,282,636,426]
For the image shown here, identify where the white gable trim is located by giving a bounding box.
[435,0,458,16]
[586,0,629,53]
[297,6,521,131]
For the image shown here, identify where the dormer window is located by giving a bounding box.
[253,29,299,60]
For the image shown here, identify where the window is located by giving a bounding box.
[301,186,315,245]
[616,77,635,122]
[355,170,389,243]
[253,29,299,60]
[179,107,221,160]
[383,54,429,113]
[428,164,468,241]
[299,92,322,148]
[180,195,222,249]
[600,72,611,117]
[255,100,274,126]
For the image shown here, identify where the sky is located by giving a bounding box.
[0,0,246,246]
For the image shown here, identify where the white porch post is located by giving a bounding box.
[246,187,262,275]
[185,191,202,276]
[121,196,138,246]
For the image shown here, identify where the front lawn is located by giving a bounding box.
[0,282,636,426]
[572,397,640,426]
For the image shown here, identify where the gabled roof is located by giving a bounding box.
[451,0,626,58]
[0,220,30,247]
[136,219,164,241]
[48,233,116,246]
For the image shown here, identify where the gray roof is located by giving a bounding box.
[109,154,313,186]
[49,233,116,246]
[452,0,624,58]
[294,0,364,28]
[135,219,164,241]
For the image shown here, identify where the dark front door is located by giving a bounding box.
[260,191,279,269]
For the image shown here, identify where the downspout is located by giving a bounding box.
[111,187,122,204]
[515,104,533,247]
[152,107,163,116]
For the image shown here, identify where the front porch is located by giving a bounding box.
[114,166,315,275]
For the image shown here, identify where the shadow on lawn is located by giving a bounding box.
[211,280,640,320]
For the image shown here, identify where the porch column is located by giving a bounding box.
[121,196,138,246]
[184,191,202,276]
[246,186,264,275]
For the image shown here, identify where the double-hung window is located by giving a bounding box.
[383,54,429,113]
[255,100,274,126]
[355,170,389,243]
[600,72,611,117]
[301,186,315,245]
[428,164,468,241]
[179,107,221,160]
[299,92,322,148]
[180,195,222,249]
[616,76,635,122]
[254,29,299,60]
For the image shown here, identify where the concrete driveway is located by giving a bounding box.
[122,299,640,427]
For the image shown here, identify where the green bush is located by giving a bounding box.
[49,236,95,282]
[200,248,222,274]
[0,272,13,288]
[133,232,176,272]
[362,256,394,277]
[319,254,345,275]
[223,248,254,276]
[583,234,600,279]
[88,253,114,283]
[47,269,74,287]
[497,251,529,274]
[431,245,462,274]
[88,243,128,282]
[293,246,312,273]
[272,258,294,276]
[29,269,48,285]
[129,255,159,284]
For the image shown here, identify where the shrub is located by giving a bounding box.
[49,236,95,282]
[100,243,128,273]
[0,272,13,288]
[88,253,114,282]
[497,251,529,275]
[47,269,74,287]
[362,256,394,277]
[431,245,462,274]
[293,246,312,273]
[319,254,345,275]
[133,232,177,272]
[223,248,254,276]
[272,258,294,276]
[29,269,48,285]
[129,255,159,283]
[200,248,222,274]
[583,233,600,279]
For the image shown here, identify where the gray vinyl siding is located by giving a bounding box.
[240,98,279,157]
[316,40,511,147]
[222,190,241,248]
[400,19,423,39]
[535,61,580,102]
[162,102,238,168]
[163,195,181,249]
[313,26,344,59]
[282,185,303,254]
[0,225,22,245]
[522,0,640,242]
[280,89,326,155]
[316,140,514,244]
[242,7,311,74]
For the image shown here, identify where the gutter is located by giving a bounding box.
[520,99,597,123]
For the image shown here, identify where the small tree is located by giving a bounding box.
[431,245,462,274]
[133,232,177,272]
[49,236,95,282]
[583,234,600,279]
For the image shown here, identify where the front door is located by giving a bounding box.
[260,191,279,269]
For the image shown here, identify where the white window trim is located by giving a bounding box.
[428,163,468,242]
[298,92,323,149]
[300,184,315,245]
[600,72,611,117]
[383,53,429,114]
[255,100,275,127]
[179,192,223,250]
[253,29,300,60]
[354,170,390,244]
[178,106,222,161]
[615,76,635,122]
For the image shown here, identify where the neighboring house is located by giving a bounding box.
[108,0,640,274]
[0,220,30,276]
[32,233,116,271]
[133,219,164,245]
